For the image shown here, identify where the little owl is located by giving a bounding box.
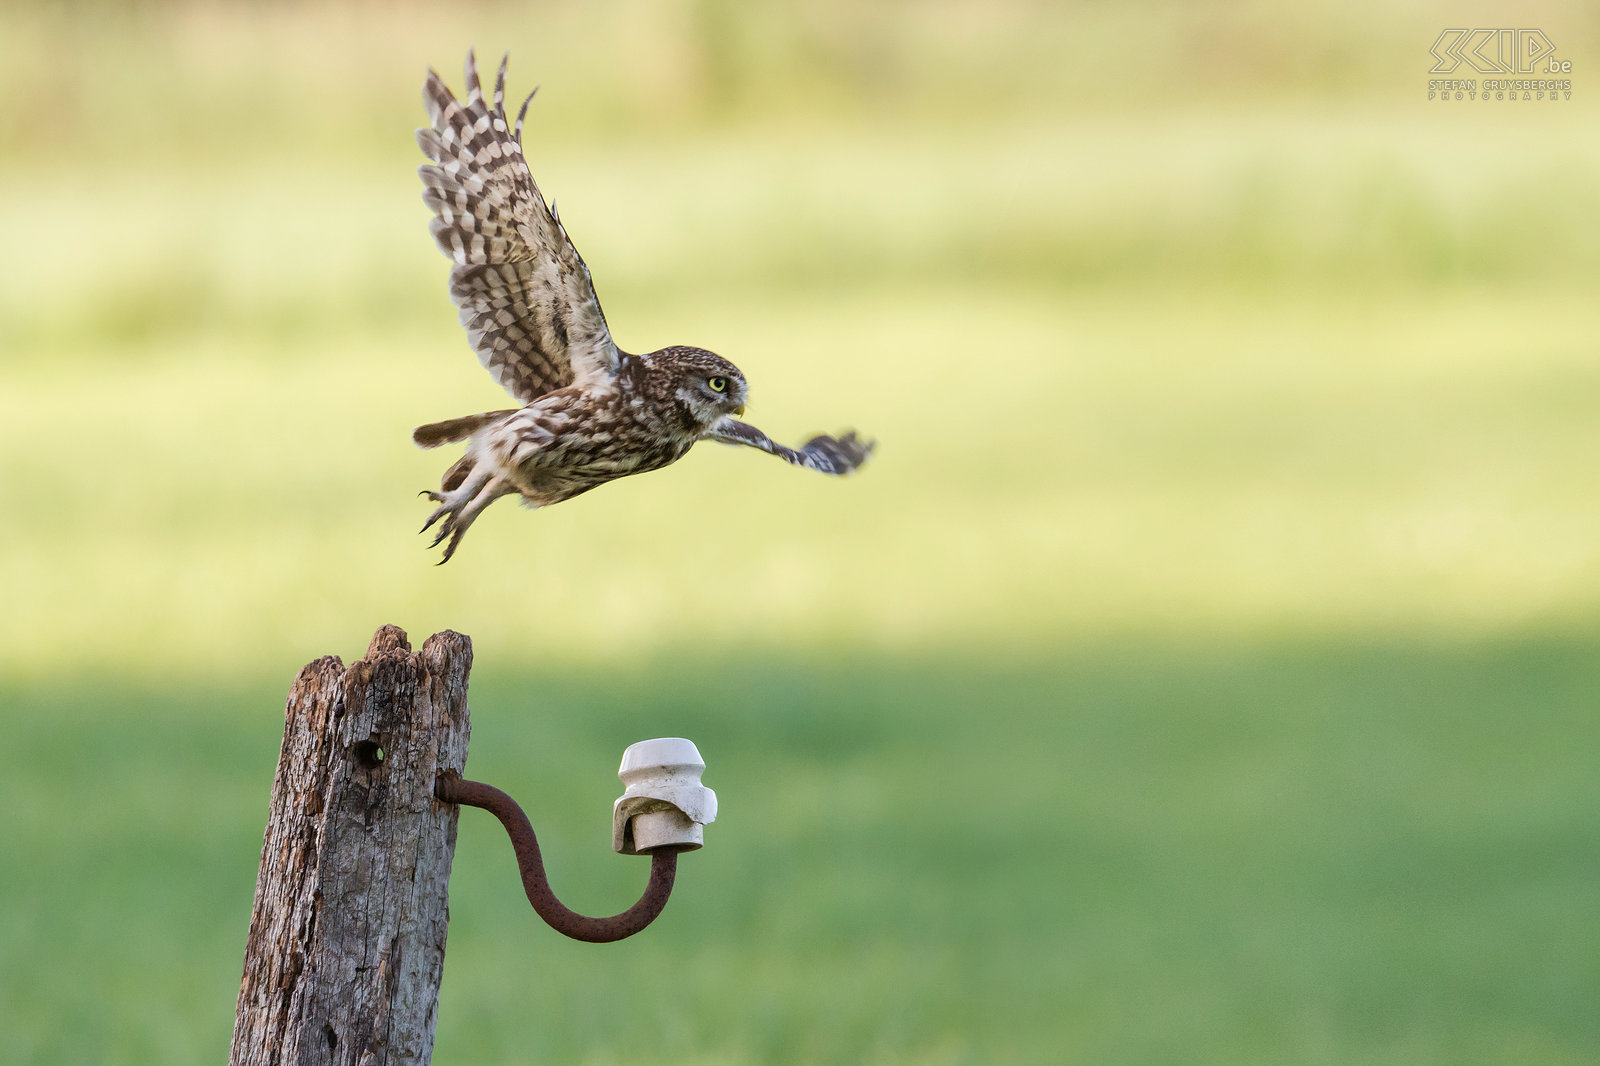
[413,51,874,562]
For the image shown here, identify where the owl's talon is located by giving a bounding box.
[427,519,454,549]
[416,469,507,561]
[437,526,469,564]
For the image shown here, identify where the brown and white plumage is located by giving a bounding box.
[414,51,872,562]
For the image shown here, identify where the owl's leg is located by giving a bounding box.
[422,467,508,560]
[420,462,510,563]
[420,464,490,531]
[436,475,511,563]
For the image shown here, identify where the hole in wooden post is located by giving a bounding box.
[353,739,385,769]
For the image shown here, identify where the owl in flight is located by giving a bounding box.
[413,51,873,562]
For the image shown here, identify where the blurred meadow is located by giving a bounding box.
[3,1,1599,1063]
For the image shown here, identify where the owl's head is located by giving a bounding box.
[657,345,749,428]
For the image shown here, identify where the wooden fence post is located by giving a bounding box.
[229,624,473,1066]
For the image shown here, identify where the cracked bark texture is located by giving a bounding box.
[230,625,472,1066]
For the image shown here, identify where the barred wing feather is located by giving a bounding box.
[709,419,875,476]
[416,51,619,403]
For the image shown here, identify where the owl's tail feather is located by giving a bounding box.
[413,410,518,449]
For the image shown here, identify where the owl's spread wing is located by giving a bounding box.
[708,419,874,475]
[417,51,620,404]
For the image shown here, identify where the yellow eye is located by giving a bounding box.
[708,376,728,393]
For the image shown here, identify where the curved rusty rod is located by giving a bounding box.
[435,775,679,943]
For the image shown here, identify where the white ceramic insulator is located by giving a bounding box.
[611,738,717,855]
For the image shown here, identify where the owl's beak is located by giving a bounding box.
[732,404,746,418]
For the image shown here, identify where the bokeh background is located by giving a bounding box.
[3,1,1599,1063]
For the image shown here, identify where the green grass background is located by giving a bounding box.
[2,1,1598,1063]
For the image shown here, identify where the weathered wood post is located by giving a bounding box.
[229,624,472,1066]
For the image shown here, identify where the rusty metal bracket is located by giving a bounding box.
[435,775,681,943]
